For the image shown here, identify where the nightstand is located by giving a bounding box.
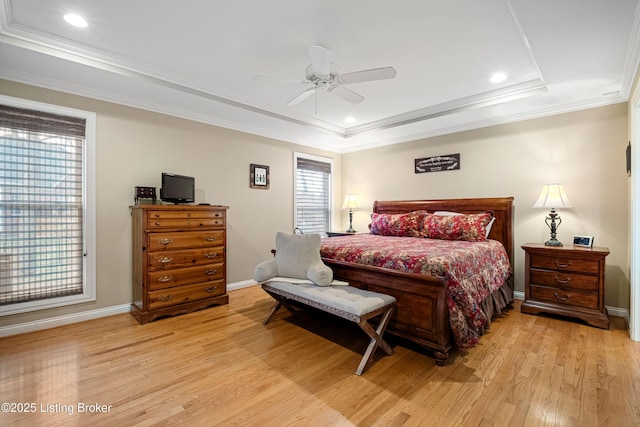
[521,243,610,329]
[325,232,357,237]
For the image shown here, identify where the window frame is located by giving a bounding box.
[293,152,333,234]
[0,94,96,316]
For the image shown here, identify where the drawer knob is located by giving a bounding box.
[158,295,173,302]
[554,275,571,285]
[206,269,218,275]
[554,292,570,301]
[159,238,173,245]
[158,275,174,283]
[205,285,218,293]
[554,260,571,268]
[205,253,218,259]
[206,236,217,242]
[158,256,173,263]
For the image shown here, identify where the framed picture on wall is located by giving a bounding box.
[250,163,270,189]
[627,141,631,176]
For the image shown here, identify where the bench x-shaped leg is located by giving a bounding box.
[356,306,395,375]
[262,290,300,325]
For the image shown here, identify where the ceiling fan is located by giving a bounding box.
[252,46,397,107]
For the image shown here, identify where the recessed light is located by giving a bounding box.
[64,14,88,28]
[490,72,507,83]
[345,116,356,124]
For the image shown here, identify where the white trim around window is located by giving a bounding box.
[293,152,334,234]
[0,94,96,316]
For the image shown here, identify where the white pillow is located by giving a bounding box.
[253,231,333,286]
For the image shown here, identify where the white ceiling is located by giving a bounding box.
[1,0,639,153]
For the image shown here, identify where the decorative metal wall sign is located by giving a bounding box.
[415,153,460,174]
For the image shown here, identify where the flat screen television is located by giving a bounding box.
[160,173,195,204]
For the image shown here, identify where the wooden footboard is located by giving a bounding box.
[322,197,514,365]
[322,258,453,364]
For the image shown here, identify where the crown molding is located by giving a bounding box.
[620,0,640,98]
[343,79,547,138]
[0,0,632,154]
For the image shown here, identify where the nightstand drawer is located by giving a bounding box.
[530,285,598,309]
[530,255,599,274]
[530,269,599,292]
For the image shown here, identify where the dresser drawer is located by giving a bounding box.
[148,280,225,310]
[148,217,225,229]
[148,247,224,270]
[530,254,599,274]
[148,263,224,290]
[147,210,225,220]
[148,230,224,251]
[530,285,598,309]
[530,269,599,292]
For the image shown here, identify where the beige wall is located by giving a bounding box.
[341,103,630,308]
[0,80,342,327]
[0,79,630,329]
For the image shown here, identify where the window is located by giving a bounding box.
[0,95,96,315]
[294,153,333,234]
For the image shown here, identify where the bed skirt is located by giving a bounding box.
[479,275,514,332]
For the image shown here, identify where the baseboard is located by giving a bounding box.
[227,279,258,291]
[0,282,629,337]
[0,304,131,337]
[0,280,260,338]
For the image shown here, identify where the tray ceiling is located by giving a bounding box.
[0,0,638,153]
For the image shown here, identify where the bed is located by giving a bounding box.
[320,197,514,365]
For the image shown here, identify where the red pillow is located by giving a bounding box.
[369,211,424,237]
[422,212,493,241]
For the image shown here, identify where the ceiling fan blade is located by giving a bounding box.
[308,45,331,77]
[328,85,365,104]
[250,75,310,84]
[286,87,316,106]
[337,66,397,84]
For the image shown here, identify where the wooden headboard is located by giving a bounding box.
[373,197,514,267]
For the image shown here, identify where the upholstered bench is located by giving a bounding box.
[261,280,396,375]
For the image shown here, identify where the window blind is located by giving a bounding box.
[295,156,331,234]
[0,104,86,305]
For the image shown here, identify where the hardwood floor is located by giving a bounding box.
[1,285,639,426]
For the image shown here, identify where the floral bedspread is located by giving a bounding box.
[320,234,512,349]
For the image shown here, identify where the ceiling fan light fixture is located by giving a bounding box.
[64,14,88,28]
[256,45,396,110]
[490,72,507,83]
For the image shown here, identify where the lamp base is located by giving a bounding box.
[345,209,356,234]
[544,237,563,247]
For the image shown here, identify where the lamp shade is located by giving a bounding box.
[341,194,358,210]
[533,184,573,209]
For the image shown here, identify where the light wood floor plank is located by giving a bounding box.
[1,285,640,426]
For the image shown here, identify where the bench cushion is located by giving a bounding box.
[263,281,396,317]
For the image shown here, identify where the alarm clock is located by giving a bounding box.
[135,186,157,205]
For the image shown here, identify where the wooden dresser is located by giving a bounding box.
[521,243,610,329]
[130,205,229,324]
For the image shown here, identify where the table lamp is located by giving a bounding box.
[342,194,358,233]
[533,184,573,246]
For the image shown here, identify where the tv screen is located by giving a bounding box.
[160,173,194,204]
